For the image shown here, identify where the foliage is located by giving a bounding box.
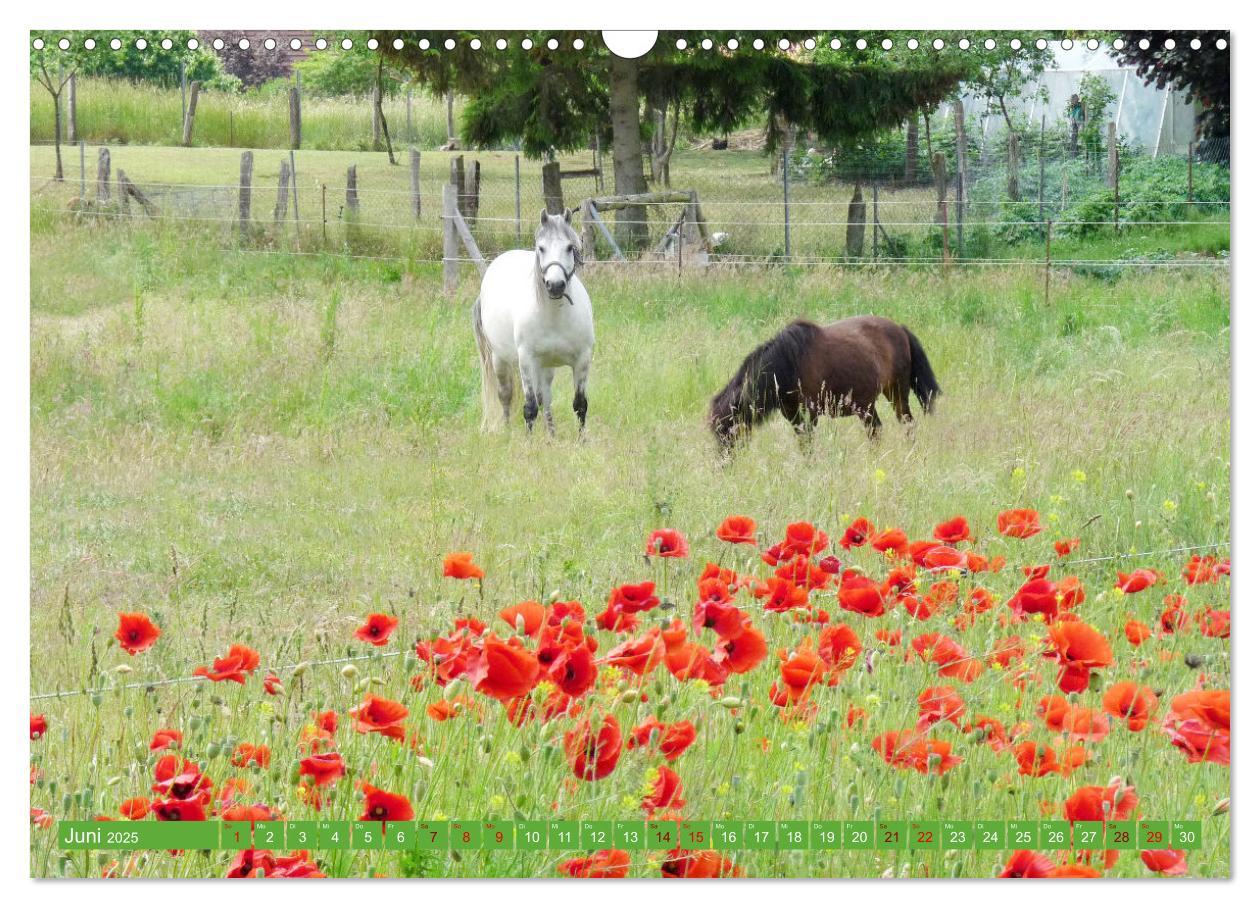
[294,46,411,97]
[31,30,221,87]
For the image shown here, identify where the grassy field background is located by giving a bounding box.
[30,140,1230,877]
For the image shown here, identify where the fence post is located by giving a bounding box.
[954,99,965,258]
[542,161,563,215]
[289,82,302,149]
[442,182,459,295]
[1187,141,1194,203]
[67,73,77,144]
[1044,220,1053,306]
[410,148,422,220]
[871,183,879,260]
[514,154,522,245]
[1107,122,1119,231]
[346,165,359,215]
[95,147,111,203]
[181,81,201,147]
[406,86,414,142]
[464,159,481,224]
[180,61,187,129]
[321,182,327,245]
[1006,133,1020,201]
[580,199,596,262]
[274,157,291,223]
[117,168,129,217]
[289,149,299,223]
[1038,114,1046,221]
[932,152,950,265]
[845,184,865,258]
[781,144,791,259]
[451,155,465,217]
[238,150,253,233]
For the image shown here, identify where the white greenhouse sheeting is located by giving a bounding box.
[946,45,1198,157]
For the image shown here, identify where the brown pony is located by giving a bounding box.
[709,315,940,450]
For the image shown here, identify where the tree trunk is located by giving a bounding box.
[52,92,64,181]
[608,55,649,250]
[905,117,919,183]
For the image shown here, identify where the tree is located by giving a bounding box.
[31,44,76,181]
[379,31,968,248]
[201,30,294,88]
[1110,31,1229,141]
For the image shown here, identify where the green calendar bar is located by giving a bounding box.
[53,819,1205,852]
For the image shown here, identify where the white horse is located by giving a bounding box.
[473,209,594,434]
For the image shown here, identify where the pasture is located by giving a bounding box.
[29,159,1230,877]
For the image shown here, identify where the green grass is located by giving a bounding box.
[30,205,1230,877]
[32,77,455,151]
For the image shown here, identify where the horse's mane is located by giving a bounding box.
[709,320,821,434]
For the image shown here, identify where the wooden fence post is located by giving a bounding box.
[1006,133,1020,201]
[410,148,422,220]
[289,84,302,149]
[954,99,966,256]
[117,169,129,216]
[450,155,466,217]
[181,81,201,147]
[442,182,459,295]
[464,159,481,224]
[580,199,597,262]
[96,147,111,203]
[238,150,253,233]
[845,184,865,258]
[275,157,291,222]
[346,165,359,215]
[67,73,77,144]
[932,152,950,263]
[542,161,564,214]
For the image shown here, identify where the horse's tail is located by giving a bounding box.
[903,325,941,414]
[473,296,505,431]
[710,320,818,438]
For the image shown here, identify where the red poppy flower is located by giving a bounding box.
[1124,619,1152,647]
[262,673,284,695]
[646,528,689,558]
[716,515,757,546]
[1182,555,1223,585]
[912,633,983,683]
[1198,608,1230,639]
[817,623,861,672]
[1102,681,1158,731]
[604,629,665,676]
[657,721,697,761]
[781,521,829,557]
[115,612,162,655]
[871,527,909,555]
[299,752,346,787]
[192,643,261,685]
[839,517,875,549]
[1007,577,1061,620]
[918,545,970,572]
[231,743,271,769]
[872,729,962,775]
[468,633,541,701]
[1045,622,1113,693]
[499,600,546,637]
[1116,568,1159,593]
[641,765,687,813]
[558,849,632,878]
[1013,741,1061,777]
[350,694,409,740]
[151,796,207,822]
[932,516,971,544]
[1048,864,1102,878]
[227,849,276,879]
[916,686,965,729]
[713,624,768,674]
[360,783,414,822]
[1141,849,1188,876]
[609,581,660,614]
[1163,689,1229,765]
[836,575,886,617]
[758,577,810,612]
[119,797,151,820]
[564,714,622,781]
[30,714,46,740]
[442,551,484,580]
[998,850,1056,878]
[997,509,1043,539]
[1054,538,1081,558]
[354,613,398,647]
[660,849,743,879]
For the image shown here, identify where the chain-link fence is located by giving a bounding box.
[30,127,1229,278]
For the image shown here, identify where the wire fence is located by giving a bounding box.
[30,125,1230,279]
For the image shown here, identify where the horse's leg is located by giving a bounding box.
[571,352,591,436]
[539,367,557,436]
[782,397,817,454]
[493,355,515,425]
[889,382,914,425]
[861,404,883,440]
[518,353,543,432]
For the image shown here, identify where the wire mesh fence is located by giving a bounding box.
[30,126,1229,280]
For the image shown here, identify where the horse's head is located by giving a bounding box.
[708,383,749,454]
[535,209,582,302]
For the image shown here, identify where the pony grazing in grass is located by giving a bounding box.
[473,209,594,435]
[709,315,940,451]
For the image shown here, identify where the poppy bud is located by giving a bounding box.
[734,721,745,734]
[620,690,640,704]
[719,696,742,709]
[341,663,359,680]
[292,661,311,678]
[115,664,133,674]
[1212,798,1230,816]
[90,694,102,707]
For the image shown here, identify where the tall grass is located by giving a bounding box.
[31,77,454,151]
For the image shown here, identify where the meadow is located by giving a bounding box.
[29,146,1230,877]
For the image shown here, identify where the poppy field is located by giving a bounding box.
[29,218,1230,878]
